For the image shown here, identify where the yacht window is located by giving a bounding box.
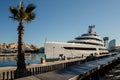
[75,37,102,42]
[64,47,96,50]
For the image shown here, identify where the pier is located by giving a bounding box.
[0,53,119,80]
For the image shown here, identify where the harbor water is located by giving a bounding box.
[0,53,44,67]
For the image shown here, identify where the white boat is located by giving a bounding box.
[44,25,108,59]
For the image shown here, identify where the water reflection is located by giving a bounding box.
[0,53,44,67]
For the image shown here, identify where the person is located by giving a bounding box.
[64,56,67,60]
[82,54,84,58]
[59,54,63,60]
[86,53,96,61]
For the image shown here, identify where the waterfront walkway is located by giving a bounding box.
[16,54,120,80]
[0,53,118,80]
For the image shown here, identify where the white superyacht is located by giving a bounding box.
[45,25,108,59]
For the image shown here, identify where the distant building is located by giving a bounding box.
[2,43,7,49]
[8,43,18,49]
[103,37,109,48]
[0,43,7,49]
[108,39,118,52]
[109,46,120,52]
[30,44,39,50]
[109,39,116,49]
[0,43,39,52]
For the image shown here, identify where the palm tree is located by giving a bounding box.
[9,0,36,78]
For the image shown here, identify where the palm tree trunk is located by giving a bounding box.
[15,21,30,78]
[17,21,26,70]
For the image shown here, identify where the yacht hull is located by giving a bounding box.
[45,42,108,59]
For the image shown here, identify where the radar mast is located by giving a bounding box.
[88,25,95,34]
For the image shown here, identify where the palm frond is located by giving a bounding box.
[25,4,36,13]
[19,1,24,10]
[9,6,18,16]
[25,12,36,22]
[9,2,36,22]
[19,1,25,19]
[9,6,20,21]
[9,16,20,21]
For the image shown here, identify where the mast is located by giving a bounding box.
[88,25,95,34]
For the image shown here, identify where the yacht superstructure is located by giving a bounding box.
[45,25,108,59]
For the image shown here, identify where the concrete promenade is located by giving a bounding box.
[16,54,120,80]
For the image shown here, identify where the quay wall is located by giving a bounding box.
[0,53,116,80]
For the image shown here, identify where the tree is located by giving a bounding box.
[9,0,36,78]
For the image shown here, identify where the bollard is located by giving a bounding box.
[41,57,46,64]
[64,56,67,60]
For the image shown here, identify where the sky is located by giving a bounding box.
[1,0,120,47]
